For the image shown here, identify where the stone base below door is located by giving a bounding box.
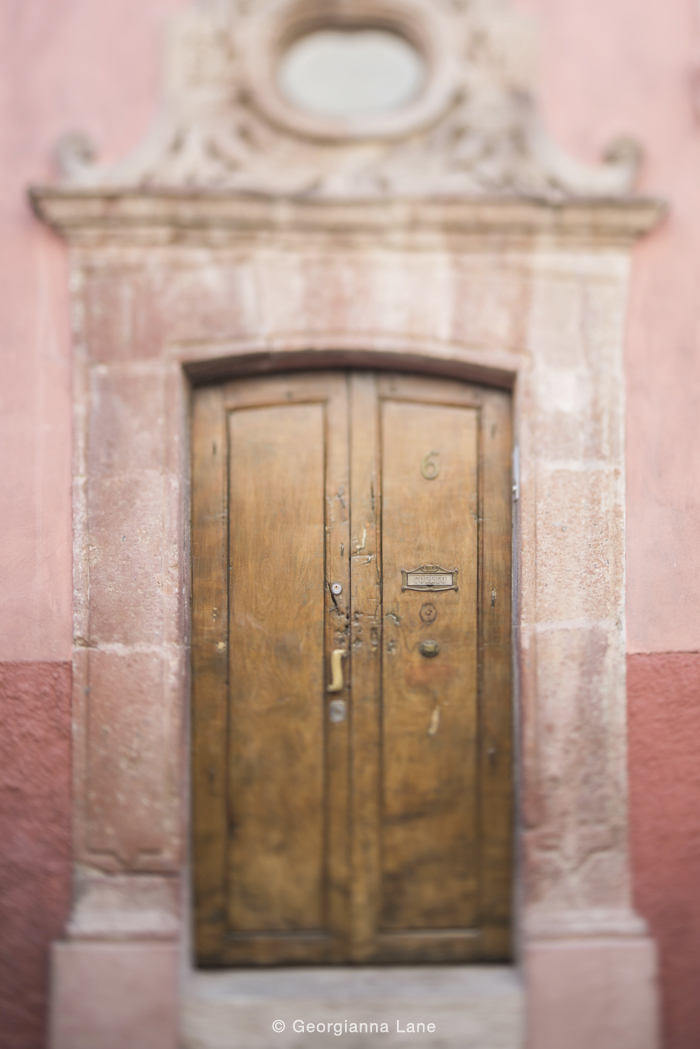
[180,966,525,1049]
[525,936,660,1049]
[50,941,178,1049]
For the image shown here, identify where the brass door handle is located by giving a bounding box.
[327,649,347,693]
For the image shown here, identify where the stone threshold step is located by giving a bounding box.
[181,965,524,1049]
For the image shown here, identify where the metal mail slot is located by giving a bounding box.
[401,564,459,592]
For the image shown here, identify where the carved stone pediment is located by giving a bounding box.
[56,0,642,201]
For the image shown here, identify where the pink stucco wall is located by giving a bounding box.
[0,663,71,1049]
[0,3,184,1047]
[518,0,700,655]
[0,0,186,663]
[0,1,698,1046]
[629,653,700,1049]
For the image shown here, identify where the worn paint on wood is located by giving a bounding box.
[192,371,512,965]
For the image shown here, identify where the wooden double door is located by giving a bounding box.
[192,371,513,967]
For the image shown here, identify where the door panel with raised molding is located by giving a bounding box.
[192,370,512,966]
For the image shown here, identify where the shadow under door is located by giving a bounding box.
[191,371,513,966]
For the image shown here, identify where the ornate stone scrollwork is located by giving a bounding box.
[56,0,641,200]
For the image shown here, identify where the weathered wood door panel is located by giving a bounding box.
[192,371,512,967]
[227,403,327,934]
[380,395,479,939]
[192,374,350,966]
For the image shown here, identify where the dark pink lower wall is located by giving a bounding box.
[0,662,72,1049]
[628,652,700,1049]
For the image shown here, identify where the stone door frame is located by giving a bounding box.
[32,192,663,1049]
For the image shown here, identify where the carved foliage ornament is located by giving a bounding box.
[57,0,641,200]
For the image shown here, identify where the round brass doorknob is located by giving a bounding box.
[419,640,440,658]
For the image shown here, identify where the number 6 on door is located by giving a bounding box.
[420,451,440,480]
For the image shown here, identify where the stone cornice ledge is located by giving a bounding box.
[30,187,666,249]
